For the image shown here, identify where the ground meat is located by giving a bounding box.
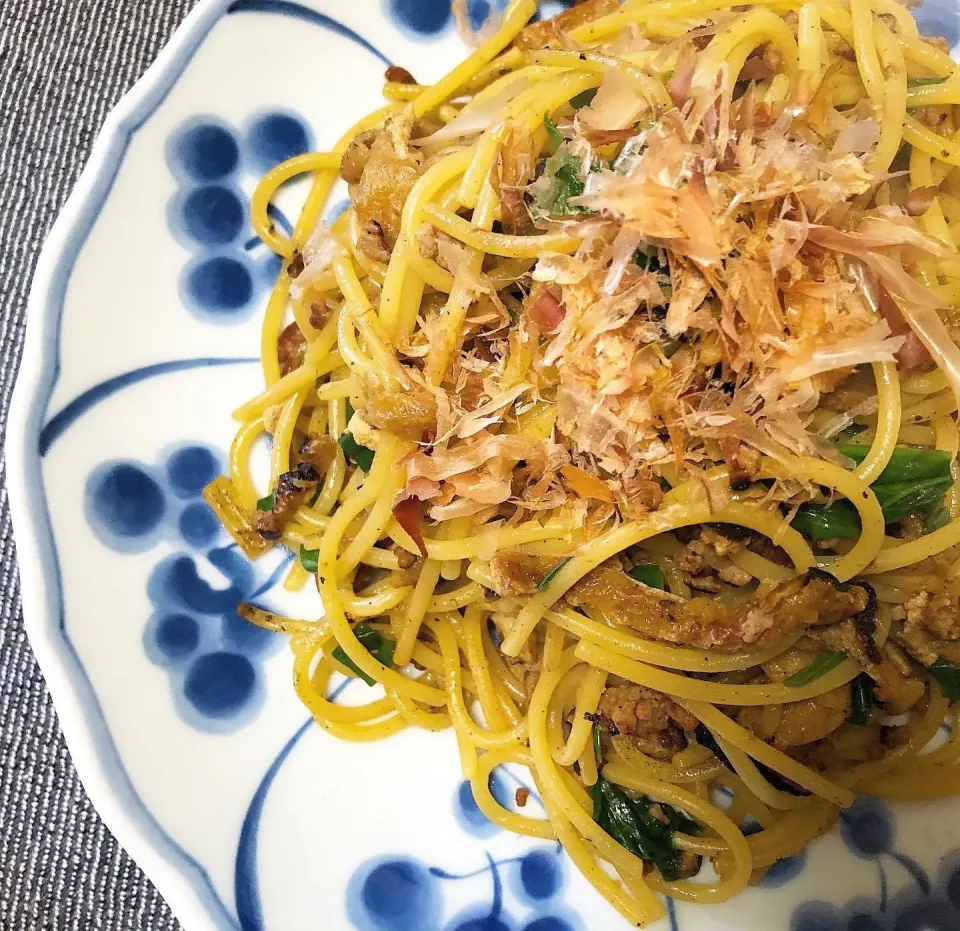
[676,528,751,590]
[356,219,392,263]
[595,682,698,759]
[565,566,870,651]
[352,131,421,247]
[255,462,321,540]
[488,551,548,596]
[513,0,618,48]
[899,588,960,666]
[310,300,335,330]
[339,129,378,185]
[361,384,438,442]
[277,322,307,376]
[515,787,530,808]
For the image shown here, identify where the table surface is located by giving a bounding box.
[0,3,201,928]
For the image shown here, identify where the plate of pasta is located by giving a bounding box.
[10,0,960,929]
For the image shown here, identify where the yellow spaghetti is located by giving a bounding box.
[206,0,960,923]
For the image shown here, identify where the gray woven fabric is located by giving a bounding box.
[0,3,201,928]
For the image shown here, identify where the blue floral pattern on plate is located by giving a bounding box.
[11,0,960,929]
[86,444,291,731]
[168,112,312,322]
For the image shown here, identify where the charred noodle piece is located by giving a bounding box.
[564,566,871,652]
[489,550,551,596]
[361,383,438,442]
[353,131,421,248]
[512,0,618,48]
[255,462,322,540]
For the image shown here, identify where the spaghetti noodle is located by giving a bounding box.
[206,0,960,923]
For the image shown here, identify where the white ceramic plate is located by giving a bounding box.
[8,2,960,929]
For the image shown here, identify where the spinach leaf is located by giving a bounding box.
[570,88,598,108]
[838,445,952,484]
[628,563,667,590]
[791,501,861,540]
[533,150,588,217]
[256,493,275,512]
[591,778,691,880]
[785,651,847,687]
[849,673,875,725]
[544,113,564,151]
[299,544,319,574]
[873,476,954,524]
[929,659,960,700]
[908,76,949,88]
[331,622,396,687]
[338,432,375,472]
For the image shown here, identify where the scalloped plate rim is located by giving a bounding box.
[6,1,244,929]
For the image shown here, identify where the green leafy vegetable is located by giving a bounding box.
[331,622,396,687]
[537,556,572,592]
[649,798,703,836]
[628,563,667,590]
[299,544,319,574]
[570,87,598,108]
[839,445,952,485]
[544,113,564,151]
[908,76,949,88]
[338,432,375,472]
[791,501,861,540]
[849,673,875,725]
[785,651,848,687]
[633,247,665,275]
[872,477,954,524]
[256,493,275,512]
[591,778,692,881]
[533,150,587,217]
[929,659,960,700]
[926,506,952,533]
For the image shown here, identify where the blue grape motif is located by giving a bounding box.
[386,0,574,38]
[167,111,313,323]
[791,801,960,931]
[347,772,577,931]
[86,445,291,732]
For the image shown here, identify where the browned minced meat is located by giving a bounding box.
[515,787,530,808]
[385,65,418,84]
[255,437,337,540]
[512,0,618,48]
[488,551,549,597]
[356,219,392,264]
[339,129,378,185]
[361,384,438,442]
[310,299,335,330]
[594,681,698,760]
[565,566,869,651]
[278,322,307,376]
[352,132,421,247]
[899,588,960,666]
